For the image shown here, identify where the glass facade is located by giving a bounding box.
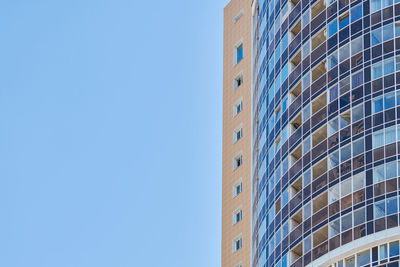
[332,240,400,266]
[251,0,400,266]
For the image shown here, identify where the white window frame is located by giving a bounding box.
[232,234,243,253]
[234,124,244,143]
[233,152,243,170]
[234,39,244,65]
[233,178,243,198]
[233,206,243,225]
[233,98,244,117]
[234,10,244,23]
[234,72,244,90]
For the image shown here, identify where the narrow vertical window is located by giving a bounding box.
[233,179,243,198]
[236,43,243,64]
[339,13,349,29]
[234,73,243,90]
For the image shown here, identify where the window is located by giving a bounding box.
[234,127,243,143]
[387,197,398,215]
[234,99,243,116]
[341,213,352,231]
[282,188,289,207]
[282,221,289,237]
[233,179,242,197]
[383,58,395,76]
[259,130,266,153]
[282,33,289,51]
[371,27,382,46]
[329,184,340,203]
[357,250,370,266]
[339,13,349,29]
[233,208,243,224]
[352,71,363,88]
[371,0,381,13]
[352,104,363,122]
[384,0,394,9]
[303,9,311,28]
[234,10,244,23]
[354,207,366,226]
[328,19,338,37]
[372,61,383,80]
[303,136,311,154]
[304,235,312,253]
[268,84,275,104]
[345,256,355,267]
[383,23,394,42]
[380,244,388,260]
[235,43,243,64]
[281,3,289,20]
[339,44,350,62]
[385,92,396,110]
[396,23,400,37]
[282,63,289,83]
[339,111,351,129]
[303,202,311,220]
[373,165,385,183]
[374,200,385,218]
[371,131,383,150]
[303,169,311,187]
[303,40,311,59]
[303,104,311,122]
[372,96,383,113]
[352,138,364,157]
[328,84,338,102]
[351,37,363,55]
[396,56,400,71]
[386,161,397,179]
[351,4,362,22]
[234,153,243,170]
[328,52,338,70]
[389,241,400,257]
[328,150,339,169]
[234,73,243,90]
[268,114,275,134]
[353,172,365,191]
[328,117,339,135]
[233,235,242,252]
[386,126,396,144]
[341,178,352,197]
[303,72,311,88]
[329,218,340,237]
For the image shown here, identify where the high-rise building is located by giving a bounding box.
[223,0,400,266]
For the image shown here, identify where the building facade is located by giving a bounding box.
[222,1,253,267]
[223,0,400,266]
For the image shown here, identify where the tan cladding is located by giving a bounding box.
[222,1,252,267]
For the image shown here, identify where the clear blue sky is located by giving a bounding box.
[0,1,229,266]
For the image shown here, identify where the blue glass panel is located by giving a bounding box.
[386,197,398,215]
[373,97,383,113]
[371,0,381,12]
[389,241,399,257]
[328,19,338,37]
[237,44,243,62]
[339,15,349,29]
[385,92,395,109]
[383,24,394,42]
[371,28,382,46]
[351,4,363,22]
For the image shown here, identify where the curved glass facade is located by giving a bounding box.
[251,0,400,266]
